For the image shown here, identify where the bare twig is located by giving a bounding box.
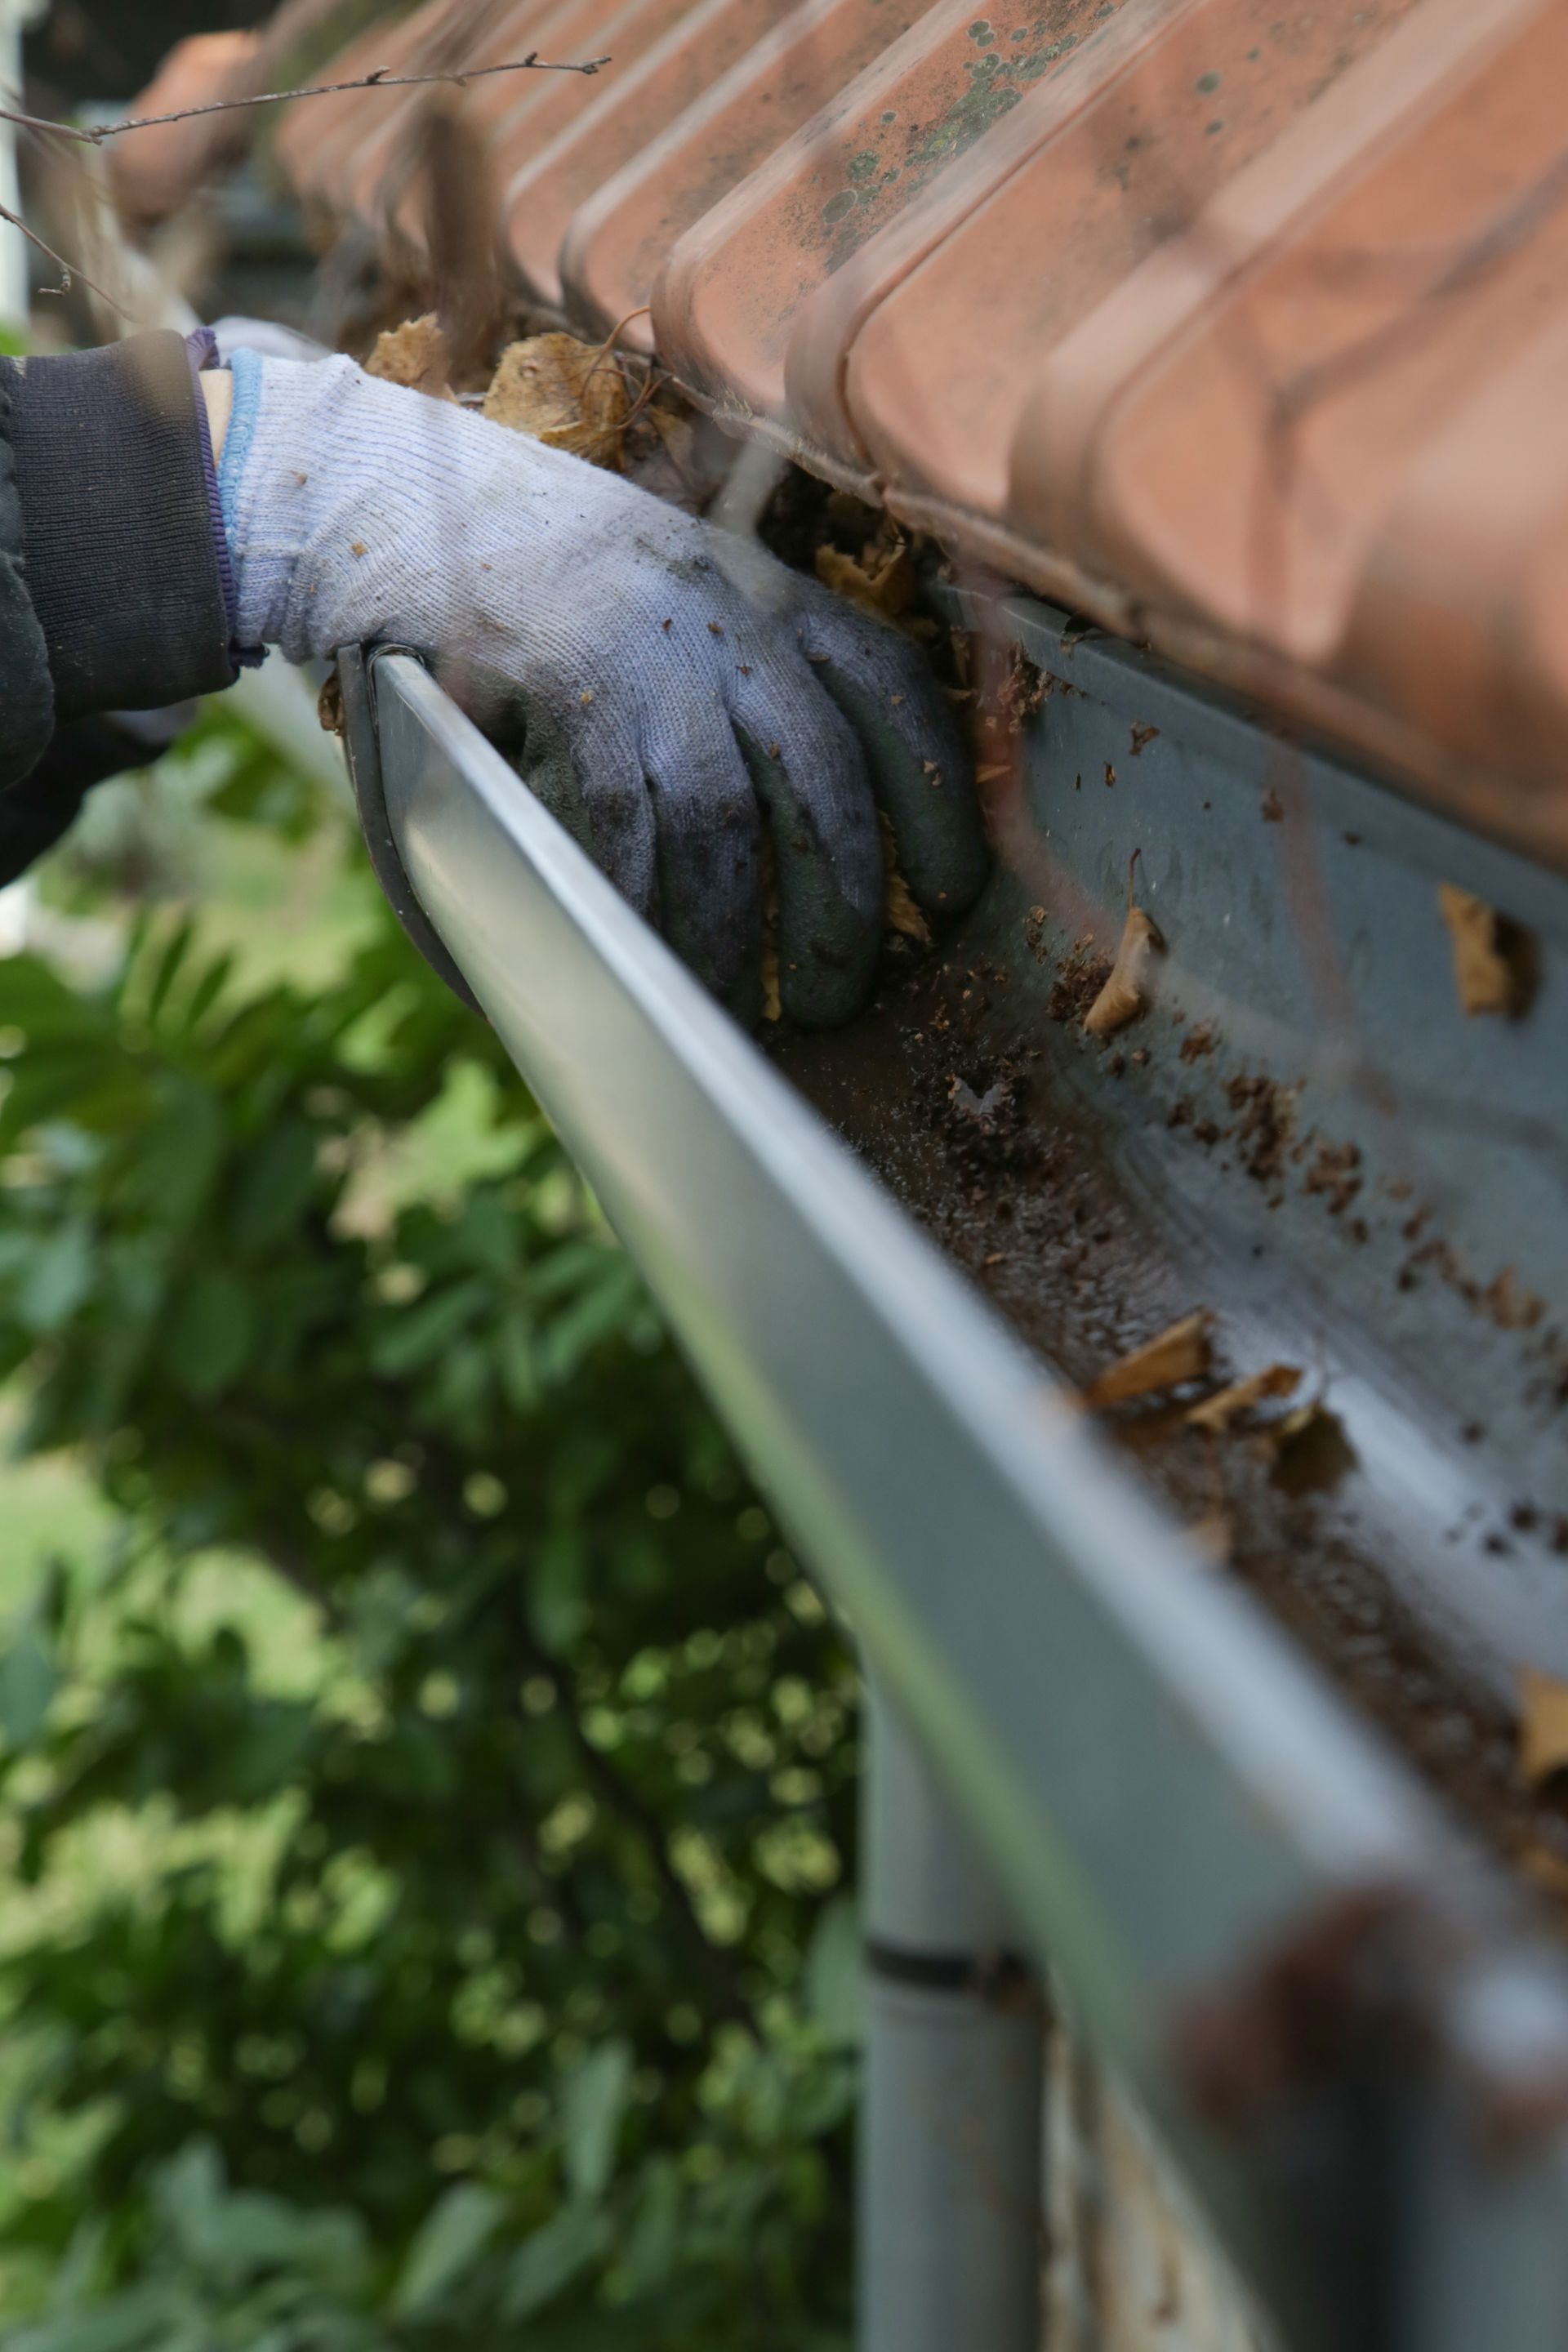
[578,304,653,395]
[0,197,125,313]
[0,52,612,151]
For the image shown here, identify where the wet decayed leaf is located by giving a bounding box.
[1266,1400,1357,1497]
[1517,1666,1568,1789]
[1185,1364,1301,1436]
[483,333,630,470]
[1086,1310,1212,1408]
[1084,851,1162,1036]
[317,668,344,735]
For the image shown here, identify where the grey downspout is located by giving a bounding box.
[860,1682,1046,2352]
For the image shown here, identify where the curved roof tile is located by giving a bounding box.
[274,0,1568,856]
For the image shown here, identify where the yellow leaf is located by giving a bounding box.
[1084,851,1162,1036]
[365,313,454,402]
[1186,1364,1301,1437]
[1086,1311,1212,1408]
[1438,884,1526,1018]
[814,536,915,618]
[1273,1397,1322,1443]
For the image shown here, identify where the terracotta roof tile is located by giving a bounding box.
[563,0,934,357]
[273,0,1568,851]
[506,0,795,315]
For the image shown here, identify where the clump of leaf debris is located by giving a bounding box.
[483,332,631,467]
[364,310,701,505]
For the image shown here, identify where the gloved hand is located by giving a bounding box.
[211,316,331,367]
[218,353,987,1026]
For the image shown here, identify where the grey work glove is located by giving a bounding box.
[219,351,987,1026]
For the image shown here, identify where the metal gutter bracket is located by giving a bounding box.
[862,1682,1044,2352]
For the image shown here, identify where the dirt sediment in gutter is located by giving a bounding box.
[773,941,1568,1917]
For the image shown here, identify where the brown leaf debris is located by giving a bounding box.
[814,533,915,618]
[1086,1310,1212,1409]
[365,313,455,401]
[1185,1364,1301,1436]
[1486,1267,1544,1331]
[1518,1665,1568,1790]
[1084,851,1163,1036]
[999,649,1048,733]
[1438,884,1530,1018]
[483,332,630,470]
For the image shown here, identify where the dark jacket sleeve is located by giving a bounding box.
[0,711,195,890]
[0,332,234,798]
[0,357,54,796]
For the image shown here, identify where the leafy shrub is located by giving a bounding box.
[0,710,859,2346]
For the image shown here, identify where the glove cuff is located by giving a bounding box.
[217,346,292,653]
[10,333,235,719]
[219,350,448,663]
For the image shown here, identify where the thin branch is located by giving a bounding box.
[0,54,612,152]
[577,304,653,396]
[0,198,125,314]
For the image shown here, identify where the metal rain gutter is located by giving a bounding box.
[369,648,1568,2350]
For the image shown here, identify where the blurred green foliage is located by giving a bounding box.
[0,706,860,2346]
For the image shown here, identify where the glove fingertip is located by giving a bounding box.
[777,929,881,1030]
[804,652,991,919]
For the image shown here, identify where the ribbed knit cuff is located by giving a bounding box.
[8,332,237,720]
